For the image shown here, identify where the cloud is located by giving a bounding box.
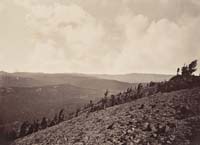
[14,1,120,73]
[1,0,200,74]
[113,13,200,74]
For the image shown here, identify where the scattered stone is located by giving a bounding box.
[134,139,141,143]
[143,122,151,131]
[151,104,156,109]
[152,133,157,138]
[167,122,176,128]
[127,130,132,134]
[158,124,166,134]
[150,124,158,133]
[166,140,171,144]
[107,123,114,130]
[169,135,175,141]
[139,104,144,109]
[165,125,170,132]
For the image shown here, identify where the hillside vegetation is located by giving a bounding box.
[12,87,200,145]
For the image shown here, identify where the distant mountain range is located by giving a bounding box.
[0,72,133,125]
[0,71,133,90]
[0,71,172,126]
[0,71,173,85]
[92,73,172,83]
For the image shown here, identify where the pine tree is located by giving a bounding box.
[58,109,64,123]
[111,95,116,106]
[75,108,80,117]
[181,60,198,77]
[33,120,39,132]
[177,68,180,75]
[181,64,189,76]
[137,84,143,95]
[27,124,34,135]
[19,121,28,137]
[188,60,197,75]
[41,117,47,129]
[89,100,94,112]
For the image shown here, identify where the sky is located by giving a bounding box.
[0,0,200,74]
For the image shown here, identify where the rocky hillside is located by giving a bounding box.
[12,87,200,145]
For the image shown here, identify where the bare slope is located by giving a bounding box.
[13,88,200,145]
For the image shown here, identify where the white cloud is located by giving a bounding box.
[14,1,117,73]
[1,0,200,74]
[113,13,200,74]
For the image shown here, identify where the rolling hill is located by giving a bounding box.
[0,72,172,87]
[0,72,135,90]
[0,72,135,126]
[0,84,101,125]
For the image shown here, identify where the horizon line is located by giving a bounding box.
[0,70,174,76]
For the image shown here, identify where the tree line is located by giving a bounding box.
[157,60,200,92]
[4,109,65,141]
[82,83,144,115]
[81,60,200,115]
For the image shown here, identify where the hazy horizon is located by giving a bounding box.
[0,0,200,74]
[0,70,174,76]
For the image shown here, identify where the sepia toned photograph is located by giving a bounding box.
[0,0,200,145]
